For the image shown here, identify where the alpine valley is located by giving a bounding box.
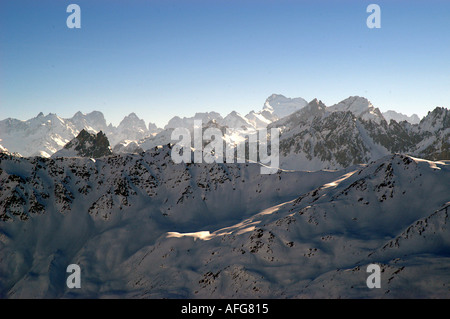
[0,94,449,298]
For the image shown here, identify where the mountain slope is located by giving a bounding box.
[0,151,449,298]
[271,97,449,171]
[121,154,450,298]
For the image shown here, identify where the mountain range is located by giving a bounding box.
[2,94,446,173]
[273,96,449,170]
[0,94,449,298]
[0,111,160,158]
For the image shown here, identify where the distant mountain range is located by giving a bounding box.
[0,111,160,158]
[382,110,420,124]
[2,94,445,173]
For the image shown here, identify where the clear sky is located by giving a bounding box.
[1,0,450,127]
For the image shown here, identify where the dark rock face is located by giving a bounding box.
[64,129,112,158]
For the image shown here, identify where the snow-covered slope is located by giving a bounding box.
[0,150,449,298]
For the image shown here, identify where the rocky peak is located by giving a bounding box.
[328,96,384,123]
[53,129,112,158]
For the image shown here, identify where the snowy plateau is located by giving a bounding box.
[0,94,449,299]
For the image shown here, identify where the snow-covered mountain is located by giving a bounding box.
[129,95,308,152]
[112,96,446,171]
[245,110,273,129]
[0,113,79,158]
[1,93,448,299]
[264,94,308,119]
[383,110,420,124]
[271,97,449,171]
[245,100,279,129]
[222,111,253,129]
[107,113,150,147]
[412,107,450,160]
[69,111,109,133]
[164,112,224,130]
[0,111,160,158]
[240,93,306,129]
[0,94,448,172]
[0,150,449,298]
[135,110,266,153]
[328,96,384,123]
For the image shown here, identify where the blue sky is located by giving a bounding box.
[1,0,450,127]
